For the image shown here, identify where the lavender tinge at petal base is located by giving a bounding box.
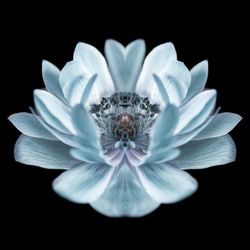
[9,40,242,217]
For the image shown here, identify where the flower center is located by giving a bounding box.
[90,92,160,166]
[91,93,160,144]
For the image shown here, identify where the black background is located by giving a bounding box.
[2,7,249,248]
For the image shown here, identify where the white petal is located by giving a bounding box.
[105,39,145,92]
[193,112,242,140]
[145,148,180,164]
[162,60,191,88]
[53,163,114,203]
[81,74,98,105]
[136,42,177,105]
[42,60,65,101]
[74,42,114,96]
[153,74,169,106]
[70,148,104,163]
[34,90,75,134]
[71,104,99,146]
[171,108,220,147]
[170,135,236,170]
[136,163,198,203]
[175,89,217,134]
[8,112,56,140]
[70,104,104,163]
[91,164,160,217]
[183,60,208,103]
[158,61,190,106]
[14,135,79,169]
[59,61,92,106]
[32,111,78,147]
[150,104,179,149]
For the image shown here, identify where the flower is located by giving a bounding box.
[9,39,241,217]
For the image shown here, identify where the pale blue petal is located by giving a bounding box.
[73,42,114,96]
[32,111,78,147]
[53,163,114,203]
[146,104,180,164]
[171,108,220,147]
[150,104,179,149]
[158,61,190,106]
[59,60,90,88]
[59,61,91,106]
[81,74,97,105]
[170,135,236,169]
[105,39,145,92]
[70,104,103,163]
[161,60,191,88]
[8,112,56,140]
[136,163,198,203]
[175,90,217,134]
[145,148,180,164]
[136,42,177,104]
[34,90,75,134]
[153,74,169,105]
[14,135,79,169]
[42,60,65,101]
[193,112,242,140]
[70,148,104,163]
[183,60,208,103]
[91,164,160,217]
[71,104,99,146]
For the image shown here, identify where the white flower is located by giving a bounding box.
[9,40,241,217]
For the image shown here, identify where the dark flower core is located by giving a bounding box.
[91,93,160,148]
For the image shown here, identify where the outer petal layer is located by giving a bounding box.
[193,112,242,140]
[9,112,56,140]
[91,164,160,217]
[170,135,236,169]
[136,163,198,203]
[14,135,79,169]
[53,163,114,203]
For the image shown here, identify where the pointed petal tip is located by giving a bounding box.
[42,59,49,66]
[105,38,119,45]
[33,89,45,99]
[131,39,146,46]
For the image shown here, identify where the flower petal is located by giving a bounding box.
[59,61,92,106]
[136,163,198,203]
[150,104,179,149]
[193,112,242,140]
[153,74,169,106]
[136,42,177,105]
[42,60,65,101]
[145,148,180,164]
[70,148,104,163]
[105,39,145,92]
[183,60,208,103]
[170,135,236,169]
[91,164,160,217]
[53,163,114,203]
[14,135,79,169]
[32,111,78,147]
[8,112,56,140]
[171,108,220,148]
[175,89,217,134]
[71,104,99,145]
[81,74,98,105]
[73,42,114,96]
[157,61,190,106]
[34,90,75,134]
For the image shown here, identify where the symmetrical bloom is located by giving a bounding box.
[9,40,241,217]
